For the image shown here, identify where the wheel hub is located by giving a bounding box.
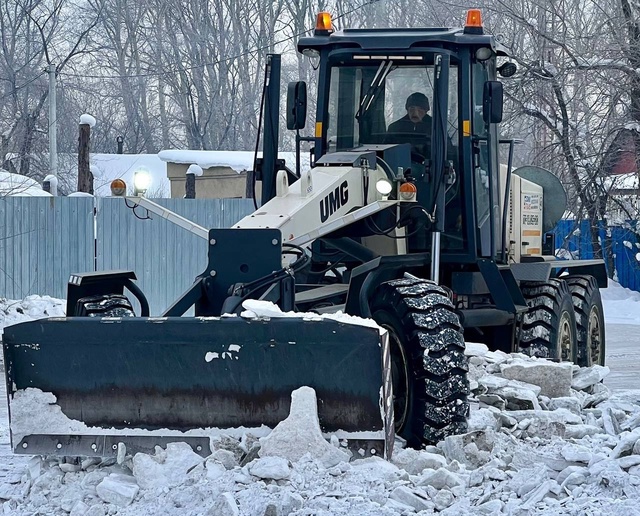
[559,311,573,361]
[588,306,602,365]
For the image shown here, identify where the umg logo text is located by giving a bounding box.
[320,181,349,222]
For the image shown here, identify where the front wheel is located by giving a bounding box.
[371,278,469,448]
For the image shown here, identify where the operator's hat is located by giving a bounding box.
[406,92,429,111]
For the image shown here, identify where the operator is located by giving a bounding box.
[385,92,432,158]
[386,92,463,245]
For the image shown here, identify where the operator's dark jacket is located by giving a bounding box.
[385,114,433,156]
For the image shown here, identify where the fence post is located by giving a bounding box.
[186,164,202,199]
[43,174,58,196]
[78,114,95,194]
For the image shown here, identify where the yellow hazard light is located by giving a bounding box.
[110,179,126,196]
[464,9,484,34]
[466,9,482,27]
[315,12,334,34]
[399,182,417,201]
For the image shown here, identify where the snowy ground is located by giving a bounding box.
[600,283,640,393]
[0,283,638,515]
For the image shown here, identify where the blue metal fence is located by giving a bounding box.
[0,197,94,300]
[554,219,640,291]
[2,198,638,306]
[0,197,255,310]
[96,198,255,314]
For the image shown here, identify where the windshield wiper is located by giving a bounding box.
[355,60,394,120]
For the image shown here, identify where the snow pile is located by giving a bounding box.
[0,170,52,197]
[9,390,90,445]
[3,350,640,515]
[68,192,94,197]
[259,386,350,467]
[132,442,203,490]
[241,299,386,335]
[601,280,640,324]
[1,285,640,514]
[186,164,203,176]
[0,295,65,337]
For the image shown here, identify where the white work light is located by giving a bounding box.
[376,179,393,198]
[133,168,151,196]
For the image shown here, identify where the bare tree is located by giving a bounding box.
[87,0,158,153]
[474,0,640,273]
[0,0,99,183]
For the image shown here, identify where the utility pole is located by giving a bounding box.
[48,64,57,183]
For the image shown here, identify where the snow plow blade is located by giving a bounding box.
[3,316,392,457]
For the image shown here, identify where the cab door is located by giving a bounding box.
[471,60,502,259]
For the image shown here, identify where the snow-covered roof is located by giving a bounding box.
[90,154,169,197]
[0,170,52,197]
[4,151,313,197]
[3,153,170,197]
[604,172,639,191]
[158,150,310,175]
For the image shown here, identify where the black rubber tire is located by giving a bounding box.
[519,278,578,361]
[76,294,135,317]
[566,275,606,367]
[371,278,469,448]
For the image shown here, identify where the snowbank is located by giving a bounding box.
[0,170,51,197]
[601,279,640,324]
[0,295,65,336]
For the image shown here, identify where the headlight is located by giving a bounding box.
[375,179,393,196]
[475,47,493,61]
[133,168,151,196]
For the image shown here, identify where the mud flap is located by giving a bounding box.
[3,316,393,457]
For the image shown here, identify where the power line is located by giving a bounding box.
[58,0,384,81]
[0,72,47,101]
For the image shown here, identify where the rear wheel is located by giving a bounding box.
[371,278,469,447]
[519,278,577,361]
[566,275,605,366]
[76,294,135,317]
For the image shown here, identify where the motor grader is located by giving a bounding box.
[3,10,606,458]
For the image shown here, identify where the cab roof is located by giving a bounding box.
[298,27,510,56]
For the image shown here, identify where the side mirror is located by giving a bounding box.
[286,81,307,130]
[483,81,503,124]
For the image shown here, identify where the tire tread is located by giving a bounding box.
[373,279,469,447]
